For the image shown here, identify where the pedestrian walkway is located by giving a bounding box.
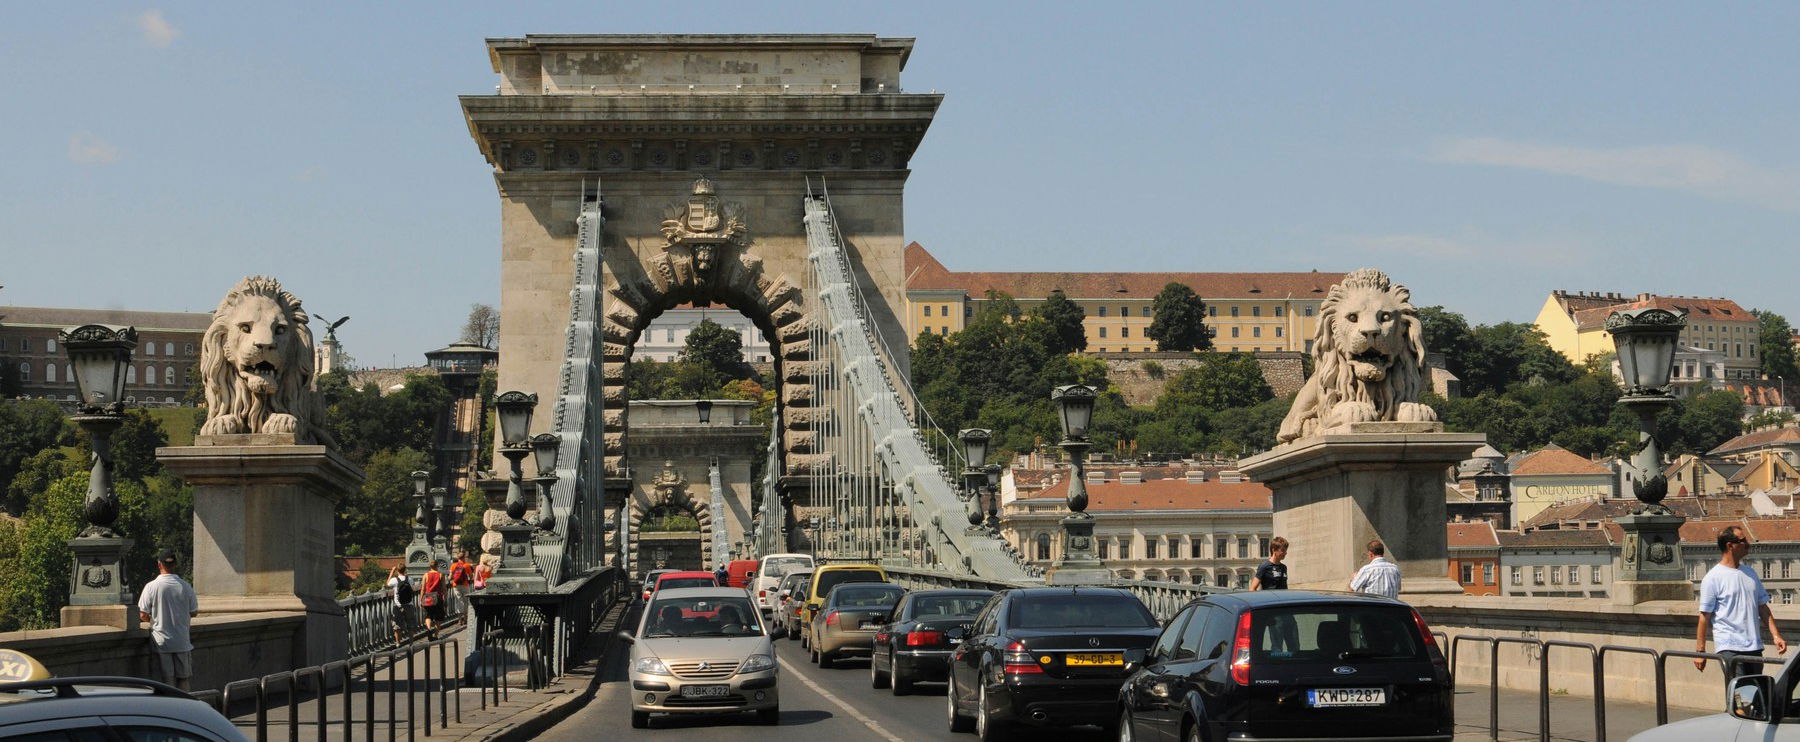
[1452,683,1716,741]
[223,599,628,742]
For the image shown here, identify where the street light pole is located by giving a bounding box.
[60,324,138,620]
[487,391,547,592]
[1049,384,1109,585]
[1606,307,1691,604]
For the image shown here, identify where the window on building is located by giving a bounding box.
[1145,539,1158,559]
[165,366,175,385]
[17,362,29,382]
[1214,539,1227,559]
[45,338,55,354]
[923,306,931,317]
[0,337,7,351]
[44,363,56,384]
[939,327,948,336]
[185,343,194,356]
[1036,533,1051,561]
[1237,537,1249,559]
[1251,306,1261,317]
[145,366,157,385]
[1567,565,1579,585]
[1252,327,1261,338]
[143,342,153,357]
[1511,566,1522,586]
[1259,537,1270,557]
[1230,306,1240,317]
[1119,541,1131,560]
[1207,306,1217,317]
[1591,565,1602,583]
[1192,539,1204,559]
[1533,566,1545,585]
[1460,563,1473,584]
[1098,540,1109,559]
[1099,327,1108,338]
[1230,327,1239,338]
[1118,306,1127,317]
[1785,590,1795,606]
[1275,327,1283,338]
[1098,306,1107,317]
[1304,306,1315,316]
[1141,306,1151,317]
[1275,306,1284,317]
[1216,574,1230,588]
[1550,567,1562,585]
[1121,327,1130,338]
[127,366,137,384]
[19,338,29,353]
[164,342,174,356]
[1483,563,1495,585]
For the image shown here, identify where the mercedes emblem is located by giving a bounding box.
[1088,637,1102,648]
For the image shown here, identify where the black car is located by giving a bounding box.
[1116,590,1453,742]
[947,587,1162,740]
[871,588,994,694]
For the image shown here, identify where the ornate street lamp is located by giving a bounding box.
[430,487,451,558]
[531,432,561,533]
[1048,384,1107,584]
[696,400,713,424]
[1606,307,1690,603]
[957,428,991,530]
[406,470,435,568]
[487,391,546,591]
[60,324,137,612]
[982,463,1002,530]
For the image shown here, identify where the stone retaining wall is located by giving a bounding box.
[1101,352,1307,407]
[0,612,306,692]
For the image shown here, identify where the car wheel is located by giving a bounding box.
[976,681,1011,741]
[947,674,975,733]
[892,664,914,696]
[871,652,891,689]
[757,705,780,726]
[1117,710,1134,742]
[819,649,835,669]
[1184,720,1204,742]
[631,710,650,729]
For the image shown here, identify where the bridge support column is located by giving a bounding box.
[1239,424,1483,596]
[158,434,364,667]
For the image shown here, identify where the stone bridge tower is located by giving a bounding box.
[462,35,939,510]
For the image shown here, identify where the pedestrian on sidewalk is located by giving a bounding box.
[137,548,199,691]
[473,558,492,590]
[420,559,449,638]
[1251,536,1289,590]
[1348,539,1401,599]
[1695,525,1787,681]
[387,564,414,645]
[449,553,473,613]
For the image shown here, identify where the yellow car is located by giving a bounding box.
[797,563,888,650]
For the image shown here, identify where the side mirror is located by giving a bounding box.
[1124,648,1148,665]
[1731,675,1774,722]
[615,630,636,645]
[747,571,756,579]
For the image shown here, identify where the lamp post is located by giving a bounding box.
[487,391,546,591]
[430,487,451,559]
[61,324,138,614]
[1605,307,1690,603]
[958,428,991,533]
[406,470,434,569]
[983,464,1002,531]
[1048,384,1108,584]
[530,432,561,534]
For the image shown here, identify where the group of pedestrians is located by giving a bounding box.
[1244,535,1403,600]
[385,554,488,645]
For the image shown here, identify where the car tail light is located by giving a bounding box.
[825,611,840,627]
[1229,610,1253,685]
[759,590,768,598]
[1003,640,1043,674]
[906,630,946,647]
[1411,608,1448,670]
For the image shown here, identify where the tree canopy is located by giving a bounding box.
[460,303,500,349]
[1756,310,1800,382]
[1147,283,1212,352]
[1034,290,1088,355]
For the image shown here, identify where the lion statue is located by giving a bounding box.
[197,276,334,446]
[1276,268,1438,444]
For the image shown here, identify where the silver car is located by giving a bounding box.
[1628,652,1798,741]
[623,586,780,728]
[0,676,250,741]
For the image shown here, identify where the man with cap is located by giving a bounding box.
[138,548,200,690]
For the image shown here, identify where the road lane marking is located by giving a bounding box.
[777,656,906,742]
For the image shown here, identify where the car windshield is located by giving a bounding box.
[815,570,882,597]
[1250,606,1424,663]
[1011,594,1157,629]
[659,577,716,590]
[762,556,811,579]
[643,596,763,638]
[912,595,990,618]
[830,586,903,609]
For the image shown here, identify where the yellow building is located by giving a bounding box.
[903,243,1342,354]
[1505,445,1616,527]
[1533,290,1762,378]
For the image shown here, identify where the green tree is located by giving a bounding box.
[458,488,486,557]
[1033,290,1088,354]
[680,318,753,389]
[1756,310,1800,382]
[1146,283,1212,352]
[1417,306,1476,379]
[1160,354,1273,411]
[0,399,71,515]
[1671,390,1744,455]
[1461,322,1577,395]
[337,447,430,555]
[1747,408,1797,431]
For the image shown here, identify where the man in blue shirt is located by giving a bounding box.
[1696,525,1788,682]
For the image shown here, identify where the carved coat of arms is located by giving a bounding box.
[649,461,689,508]
[657,178,748,286]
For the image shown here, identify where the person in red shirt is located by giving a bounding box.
[419,559,448,637]
[449,555,474,614]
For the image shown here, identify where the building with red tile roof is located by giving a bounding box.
[1505,444,1618,526]
[1447,521,1502,596]
[904,242,1345,354]
[1533,290,1762,379]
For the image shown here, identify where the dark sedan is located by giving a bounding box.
[871,588,994,694]
[1116,590,1453,742]
[947,587,1161,740]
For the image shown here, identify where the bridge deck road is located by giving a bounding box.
[540,604,1704,742]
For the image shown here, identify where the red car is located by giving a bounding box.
[650,571,719,600]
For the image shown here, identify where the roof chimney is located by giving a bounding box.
[1219,470,1244,484]
[1185,470,1206,483]
[1120,471,1142,485]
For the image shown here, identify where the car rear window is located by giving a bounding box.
[1012,594,1157,629]
[832,586,903,609]
[660,577,716,590]
[762,556,812,579]
[814,569,883,598]
[913,595,990,618]
[1250,606,1424,663]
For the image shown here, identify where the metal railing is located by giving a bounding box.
[201,634,465,742]
[1444,633,1759,742]
[468,565,624,692]
[340,588,404,658]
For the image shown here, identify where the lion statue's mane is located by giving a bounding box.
[197,275,334,446]
[1276,268,1438,444]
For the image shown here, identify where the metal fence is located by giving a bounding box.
[192,634,465,742]
[468,566,625,691]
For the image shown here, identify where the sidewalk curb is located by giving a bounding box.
[465,599,632,742]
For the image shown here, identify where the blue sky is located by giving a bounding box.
[4,3,1799,365]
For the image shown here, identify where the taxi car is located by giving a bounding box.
[0,649,250,742]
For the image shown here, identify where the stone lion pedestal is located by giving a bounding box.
[1238,423,1483,596]
[158,433,363,666]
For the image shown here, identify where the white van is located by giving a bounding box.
[753,553,814,614]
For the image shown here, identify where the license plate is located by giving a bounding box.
[1308,688,1386,707]
[682,684,730,698]
[1065,653,1123,666]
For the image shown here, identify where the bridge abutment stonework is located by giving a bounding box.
[463,35,940,516]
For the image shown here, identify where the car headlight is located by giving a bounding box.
[633,656,672,676]
[740,654,775,673]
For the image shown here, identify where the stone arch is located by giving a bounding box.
[596,208,828,484]
[628,482,715,564]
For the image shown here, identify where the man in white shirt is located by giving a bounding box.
[1349,539,1402,599]
[1695,525,1787,683]
[137,549,200,690]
